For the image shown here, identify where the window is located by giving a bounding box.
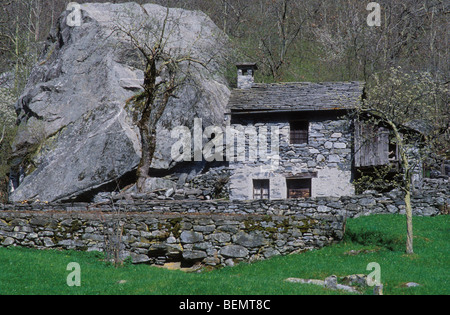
[287,178,311,199]
[290,121,309,144]
[354,120,390,167]
[253,179,270,200]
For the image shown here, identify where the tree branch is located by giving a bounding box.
[0,124,6,145]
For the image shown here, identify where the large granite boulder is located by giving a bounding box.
[9,3,230,202]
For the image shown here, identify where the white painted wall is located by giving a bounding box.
[312,167,354,197]
[229,165,354,200]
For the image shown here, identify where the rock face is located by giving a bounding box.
[9,3,230,202]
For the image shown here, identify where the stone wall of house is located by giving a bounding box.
[0,187,447,267]
[229,117,354,200]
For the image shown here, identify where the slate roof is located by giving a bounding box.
[228,81,364,113]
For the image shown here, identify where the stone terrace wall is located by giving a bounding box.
[0,187,447,267]
[0,200,345,267]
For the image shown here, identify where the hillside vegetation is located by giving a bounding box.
[0,0,448,201]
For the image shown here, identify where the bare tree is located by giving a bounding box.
[114,7,207,192]
[354,67,449,254]
[101,201,125,266]
[246,0,311,80]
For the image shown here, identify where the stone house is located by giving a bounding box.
[226,63,366,200]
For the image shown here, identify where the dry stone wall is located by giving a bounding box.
[0,186,447,267]
[0,200,344,267]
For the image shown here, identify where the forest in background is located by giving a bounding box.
[1,0,448,88]
[0,0,449,202]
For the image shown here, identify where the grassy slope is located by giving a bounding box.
[0,214,448,295]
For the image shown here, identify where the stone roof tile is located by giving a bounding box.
[228,81,364,113]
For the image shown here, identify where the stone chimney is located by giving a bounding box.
[236,63,257,89]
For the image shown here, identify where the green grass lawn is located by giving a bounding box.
[0,214,448,295]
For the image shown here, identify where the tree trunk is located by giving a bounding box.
[391,124,414,254]
[136,113,158,190]
[404,183,414,254]
[136,124,151,192]
[135,58,157,192]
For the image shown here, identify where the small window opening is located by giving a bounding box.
[287,178,311,198]
[290,121,309,144]
[253,179,270,200]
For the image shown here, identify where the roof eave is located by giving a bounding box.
[226,107,355,115]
